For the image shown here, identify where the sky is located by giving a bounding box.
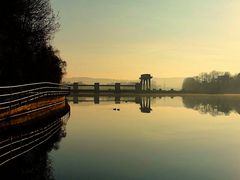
[52,0,240,79]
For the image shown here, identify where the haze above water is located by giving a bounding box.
[49,95,240,180]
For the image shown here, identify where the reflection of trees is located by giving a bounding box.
[182,96,240,116]
[0,110,70,179]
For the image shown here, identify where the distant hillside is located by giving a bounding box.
[63,77,184,90]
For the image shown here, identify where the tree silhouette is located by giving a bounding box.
[0,0,66,85]
[182,71,240,93]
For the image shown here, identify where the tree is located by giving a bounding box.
[182,78,198,92]
[0,0,66,85]
[182,71,240,93]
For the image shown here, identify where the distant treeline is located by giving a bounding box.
[182,71,240,93]
[0,0,66,85]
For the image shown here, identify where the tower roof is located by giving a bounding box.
[140,74,153,79]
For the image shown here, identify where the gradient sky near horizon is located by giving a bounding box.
[52,0,240,79]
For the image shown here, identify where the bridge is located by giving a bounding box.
[68,74,154,94]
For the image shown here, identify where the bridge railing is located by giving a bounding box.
[0,82,70,112]
[68,82,140,93]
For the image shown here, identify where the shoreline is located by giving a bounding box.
[69,92,240,97]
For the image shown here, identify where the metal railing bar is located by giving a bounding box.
[0,90,69,106]
[0,86,69,98]
[0,82,70,89]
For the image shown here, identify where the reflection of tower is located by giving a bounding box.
[139,96,152,113]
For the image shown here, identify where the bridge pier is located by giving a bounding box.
[94,83,100,93]
[73,82,79,94]
[115,83,121,93]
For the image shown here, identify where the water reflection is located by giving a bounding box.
[62,95,240,179]
[69,94,240,116]
[8,95,240,179]
[182,95,240,116]
[135,96,152,113]
[69,95,153,113]
[0,108,70,179]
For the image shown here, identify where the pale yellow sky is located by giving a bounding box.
[52,0,240,79]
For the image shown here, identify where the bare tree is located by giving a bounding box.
[0,0,66,85]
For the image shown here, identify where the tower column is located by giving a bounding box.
[139,74,153,91]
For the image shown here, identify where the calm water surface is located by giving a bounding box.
[50,95,240,180]
[2,95,240,179]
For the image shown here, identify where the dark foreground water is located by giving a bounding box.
[2,95,240,180]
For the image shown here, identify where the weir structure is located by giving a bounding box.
[70,74,153,94]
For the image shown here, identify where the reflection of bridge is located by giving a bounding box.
[0,111,70,166]
[68,95,153,113]
[68,74,154,94]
